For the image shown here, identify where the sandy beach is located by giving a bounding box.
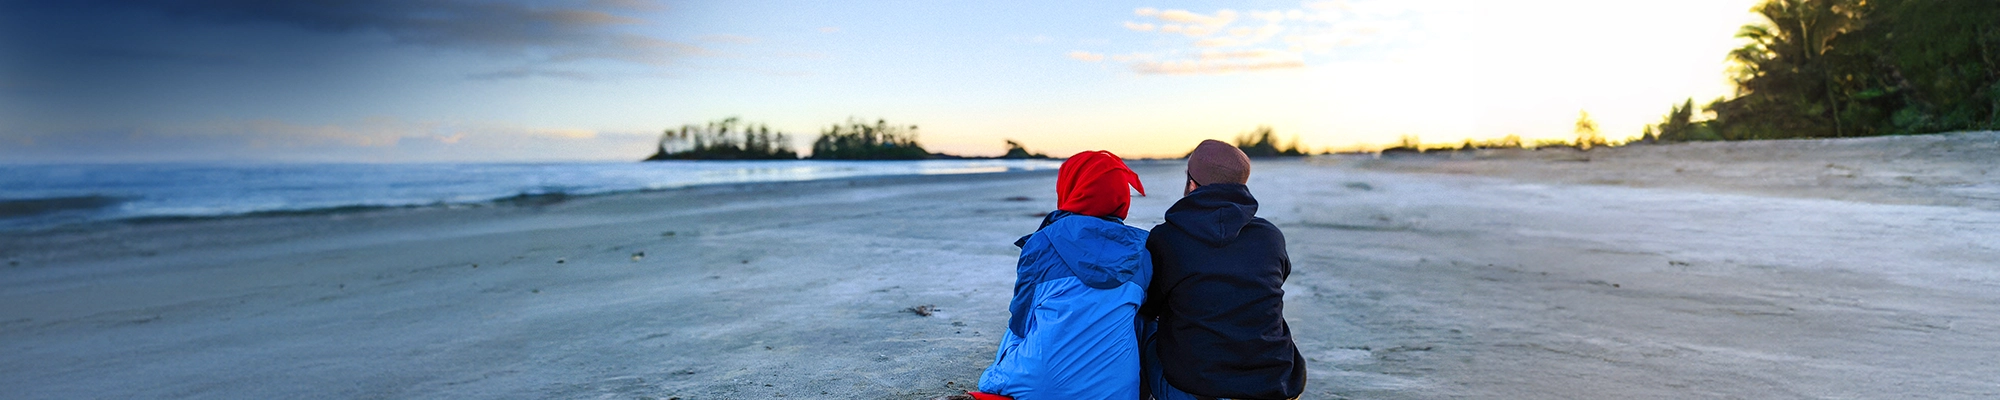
[5,133,2000,399]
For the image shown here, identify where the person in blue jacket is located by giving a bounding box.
[976,150,1151,400]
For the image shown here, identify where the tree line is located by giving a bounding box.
[1234,126,1311,157]
[809,118,929,160]
[645,117,798,160]
[646,117,1056,160]
[649,118,1329,160]
[1649,0,1999,142]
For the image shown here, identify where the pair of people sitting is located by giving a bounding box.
[971,140,1307,400]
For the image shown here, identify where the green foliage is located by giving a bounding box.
[1233,126,1307,157]
[1652,99,1695,141]
[809,118,930,160]
[1663,0,2000,142]
[648,117,798,160]
[1863,0,2000,133]
[1380,134,1423,153]
[1001,139,1049,159]
[1463,134,1524,150]
[1530,138,1572,148]
[1651,98,1725,142]
[1574,111,1605,150]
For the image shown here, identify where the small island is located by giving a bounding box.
[645,117,1059,161]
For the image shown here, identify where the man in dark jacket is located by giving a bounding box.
[1140,140,1306,400]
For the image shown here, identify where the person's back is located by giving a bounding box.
[1141,140,1305,400]
[976,151,1150,400]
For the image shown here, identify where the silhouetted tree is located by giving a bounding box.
[1001,139,1049,159]
[1233,126,1307,157]
[1713,0,1861,139]
[809,118,930,160]
[1380,134,1422,154]
[647,117,798,160]
[1574,111,1605,150]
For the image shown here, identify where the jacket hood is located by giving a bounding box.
[1033,212,1149,289]
[1164,183,1260,246]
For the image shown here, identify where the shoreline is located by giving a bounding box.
[0,159,1104,234]
[0,166,1114,270]
[5,137,1999,398]
[0,162,1155,236]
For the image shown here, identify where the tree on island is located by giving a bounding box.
[1651,0,1999,142]
[809,118,930,160]
[1233,126,1308,157]
[646,117,798,160]
[1380,134,1423,154]
[1001,139,1050,159]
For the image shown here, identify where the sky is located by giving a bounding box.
[0,0,1765,163]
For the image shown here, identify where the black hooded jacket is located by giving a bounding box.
[1141,184,1306,399]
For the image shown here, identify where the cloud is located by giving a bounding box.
[1068,51,1106,62]
[1193,24,1284,47]
[1198,49,1295,61]
[588,0,665,11]
[1101,1,1411,75]
[465,67,599,81]
[3,0,702,68]
[549,35,706,65]
[1153,9,1238,28]
[153,1,654,51]
[70,117,617,149]
[776,51,832,60]
[528,128,599,139]
[819,26,841,33]
[1131,58,1307,75]
[145,118,445,148]
[700,34,761,45]
[1126,49,1307,74]
[0,116,649,162]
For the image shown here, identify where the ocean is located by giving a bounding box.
[0,159,1064,231]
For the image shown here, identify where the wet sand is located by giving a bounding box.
[4,133,1999,398]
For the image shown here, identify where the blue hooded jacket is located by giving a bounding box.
[979,211,1152,399]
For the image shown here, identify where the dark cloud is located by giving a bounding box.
[3,0,696,66]
[466,67,599,81]
[0,0,697,136]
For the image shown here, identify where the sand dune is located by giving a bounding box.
[3,133,1998,398]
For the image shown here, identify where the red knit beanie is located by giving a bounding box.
[1056,150,1145,219]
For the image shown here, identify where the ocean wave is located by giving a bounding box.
[0,160,1065,231]
[0,195,131,219]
